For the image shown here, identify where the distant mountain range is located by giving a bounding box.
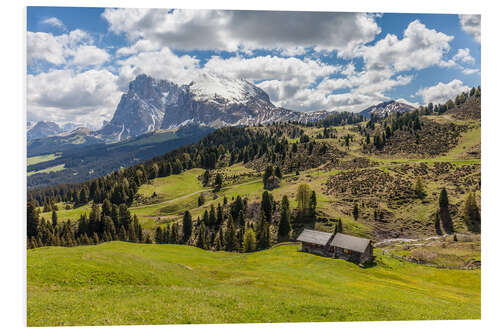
[27,73,419,188]
[359,100,416,119]
[96,73,335,142]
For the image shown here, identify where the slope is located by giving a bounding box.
[27,242,480,326]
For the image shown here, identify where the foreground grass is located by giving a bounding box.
[27,242,480,326]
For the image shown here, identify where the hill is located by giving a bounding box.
[27,242,480,326]
[27,125,214,188]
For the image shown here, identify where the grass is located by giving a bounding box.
[27,164,66,176]
[27,153,59,166]
[27,242,480,326]
[136,168,205,201]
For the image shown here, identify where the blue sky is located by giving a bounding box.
[27,7,481,128]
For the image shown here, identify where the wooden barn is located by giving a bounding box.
[296,229,373,265]
[296,229,334,256]
[331,233,373,265]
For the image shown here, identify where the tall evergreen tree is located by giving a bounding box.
[182,211,193,243]
[278,195,291,240]
[27,201,39,238]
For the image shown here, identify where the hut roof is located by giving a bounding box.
[297,229,333,246]
[331,233,371,253]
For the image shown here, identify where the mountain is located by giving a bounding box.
[28,127,104,156]
[98,73,333,141]
[27,121,63,141]
[359,100,416,119]
[27,125,213,188]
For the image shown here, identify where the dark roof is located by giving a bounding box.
[297,229,333,246]
[331,233,371,253]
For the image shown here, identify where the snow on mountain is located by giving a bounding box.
[359,100,417,119]
[189,72,264,104]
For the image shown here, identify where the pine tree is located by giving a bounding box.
[278,195,291,240]
[118,204,132,228]
[182,211,193,243]
[155,226,163,244]
[463,191,481,233]
[263,165,273,183]
[353,202,359,220]
[242,227,257,252]
[214,173,223,192]
[51,210,58,227]
[27,201,40,238]
[414,176,426,199]
[438,188,454,234]
[296,183,312,217]
[261,191,273,223]
[224,215,237,252]
[274,166,282,179]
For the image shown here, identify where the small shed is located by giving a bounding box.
[297,229,334,256]
[331,233,373,264]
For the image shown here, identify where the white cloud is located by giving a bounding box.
[27,69,121,127]
[41,17,65,30]
[355,20,454,72]
[459,14,481,43]
[416,79,470,104]
[116,47,201,90]
[463,68,480,75]
[453,48,475,64]
[27,29,108,67]
[102,9,380,53]
[72,45,110,66]
[27,31,67,65]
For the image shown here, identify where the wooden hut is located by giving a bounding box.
[330,233,373,264]
[296,229,334,256]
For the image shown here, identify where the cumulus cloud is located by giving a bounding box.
[72,45,110,66]
[116,47,201,90]
[102,9,380,53]
[417,79,470,104]
[27,69,121,127]
[41,17,65,30]
[27,29,108,67]
[354,20,454,72]
[453,48,475,64]
[459,14,481,43]
[463,68,480,75]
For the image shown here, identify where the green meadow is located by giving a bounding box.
[27,242,480,326]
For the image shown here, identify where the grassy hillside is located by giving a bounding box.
[27,242,480,326]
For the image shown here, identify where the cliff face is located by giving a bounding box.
[99,73,334,141]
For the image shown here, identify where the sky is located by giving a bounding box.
[27,7,481,129]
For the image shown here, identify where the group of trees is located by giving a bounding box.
[419,86,480,115]
[152,183,315,253]
[28,122,337,211]
[27,199,151,249]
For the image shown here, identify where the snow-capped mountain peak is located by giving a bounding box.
[189,72,261,104]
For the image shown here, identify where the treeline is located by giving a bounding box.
[27,199,151,249]
[154,183,317,252]
[27,121,343,210]
[418,86,480,115]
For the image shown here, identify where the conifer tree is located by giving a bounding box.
[155,226,163,244]
[278,195,291,240]
[353,202,359,220]
[27,201,39,238]
[182,211,193,243]
[414,176,426,199]
[51,210,58,227]
[463,191,481,233]
[296,183,312,217]
[438,188,454,234]
[261,191,273,223]
[242,227,257,253]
